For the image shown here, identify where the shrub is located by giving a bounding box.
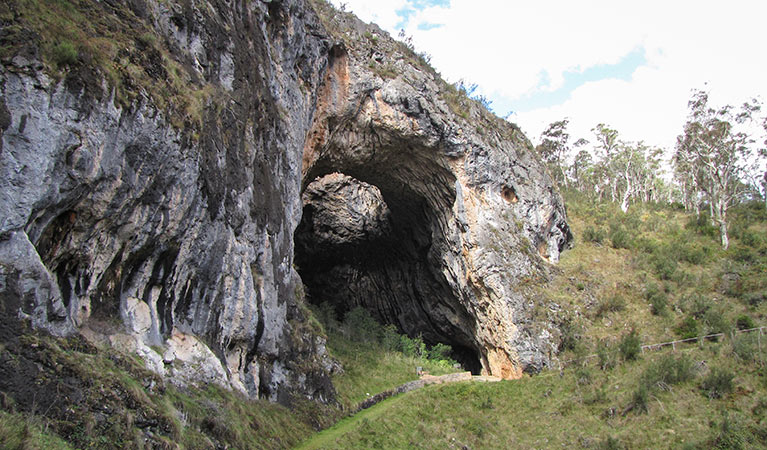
[400,334,426,358]
[641,353,696,390]
[701,367,735,399]
[558,318,584,353]
[596,340,617,371]
[676,241,709,265]
[609,226,632,250]
[342,306,382,342]
[52,41,78,67]
[708,411,750,450]
[738,229,766,248]
[313,301,339,333]
[575,367,592,386]
[731,334,757,363]
[399,334,417,357]
[583,226,606,244]
[746,291,766,307]
[675,316,700,340]
[735,314,755,330]
[630,384,650,414]
[618,329,641,361]
[645,283,669,316]
[702,308,730,336]
[685,213,719,238]
[428,343,452,361]
[635,236,660,254]
[381,324,400,351]
[682,295,713,320]
[651,251,678,280]
[594,295,626,318]
[599,435,624,450]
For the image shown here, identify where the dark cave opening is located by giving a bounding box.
[294,172,482,374]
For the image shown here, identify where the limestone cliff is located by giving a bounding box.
[0,0,571,403]
[296,3,571,377]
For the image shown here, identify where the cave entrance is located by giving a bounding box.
[294,172,482,374]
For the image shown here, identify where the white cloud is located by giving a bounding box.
[332,0,767,150]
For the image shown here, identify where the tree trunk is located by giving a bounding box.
[715,199,729,250]
[719,220,729,250]
[620,188,631,213]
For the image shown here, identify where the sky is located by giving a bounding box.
[330,0,767,153]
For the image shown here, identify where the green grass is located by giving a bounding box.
[1,0,211,130]
[300,346,767,449]
[327,331,459,409]
[0,410,73,450]
[296,195,767,449]
[0,331,324,449]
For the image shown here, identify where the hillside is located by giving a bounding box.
[296,192,767,449]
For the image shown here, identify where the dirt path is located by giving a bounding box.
[295,372,501,449]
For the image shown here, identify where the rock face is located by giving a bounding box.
[0,0,336,403]
[296,6,572,377]
[0,0,571,402]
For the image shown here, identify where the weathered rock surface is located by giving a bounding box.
[0,0,571,403]
[296,5,572,377]
[0,0,336,403]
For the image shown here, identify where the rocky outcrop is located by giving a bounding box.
[296,5,572,377]
[0,0,336,403]
[0,0,571,404]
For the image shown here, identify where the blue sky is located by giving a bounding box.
[334,0,767,152]
[491,48,647,116]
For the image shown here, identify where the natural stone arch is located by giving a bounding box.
[296,39,572,378]
[295,160,485,372]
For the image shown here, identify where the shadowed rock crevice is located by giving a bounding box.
[295,172,483,373]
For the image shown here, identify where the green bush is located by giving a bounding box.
[594,295,626,318]
[342,306,382,342]
[630,383,650,414]
[746,291,766,307]
[676,316,700,340]
[618,329,641,361]
[685,213,719,238]
[381,324,400,351]
[702,308,730,336]
[575,367,592,386]
[701,367,735,399]
[609,225,633,250]
[635,236,660,254]
[52,41,79,67]
[682,295,713,320]
[558,318,584,353]
[597,340,617,371]
[645,283,669,316]
[651,251,678,280]
[428,343,452,361]
[313,301,339,333]
[735,314,755,330]
[583,226,606,244]
[399,334,427,359]
[673,239,710,265]
[731,334,758,363]
[641,353,696,390]
[708,411,750,450]
[599,435,625,450]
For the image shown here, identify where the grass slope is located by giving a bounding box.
[299,194,767,449]
[327,331,458,409]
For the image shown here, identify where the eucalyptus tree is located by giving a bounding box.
[537,119,572,188]
[591,123,621,202]
[674,89,761,249]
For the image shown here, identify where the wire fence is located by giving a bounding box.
[555,325,766,371]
